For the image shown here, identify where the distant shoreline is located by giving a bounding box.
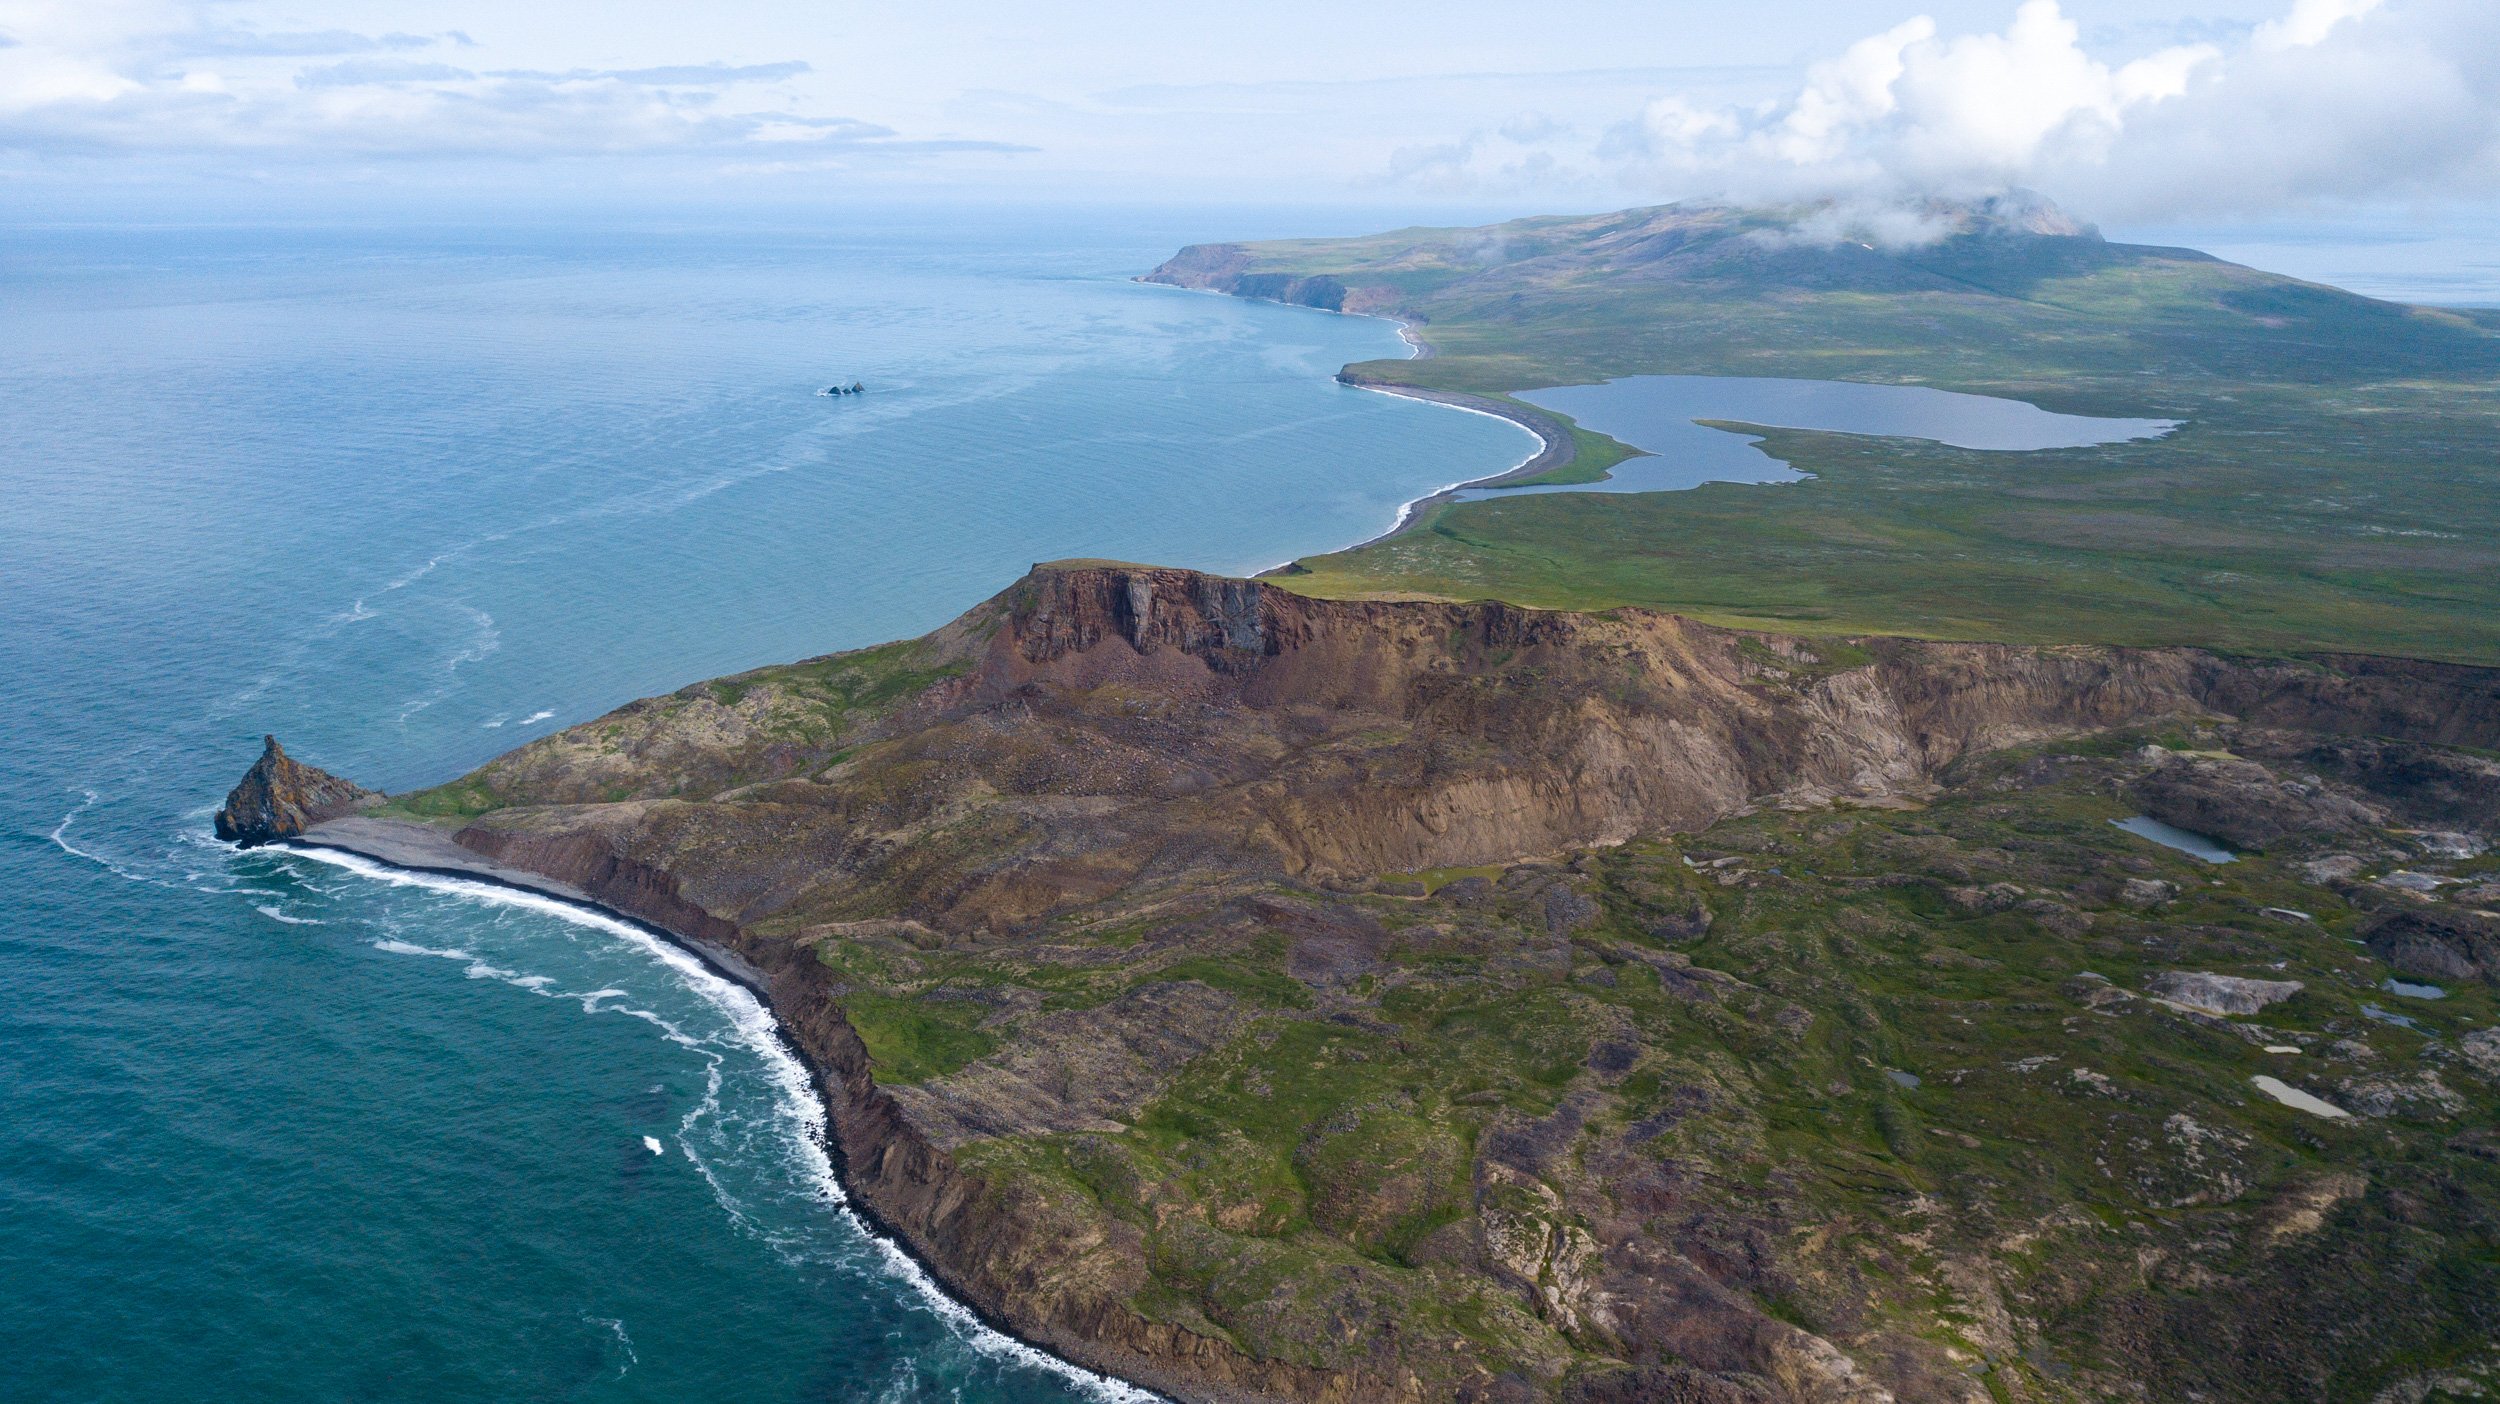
[1126,277,1579,566]
[1278,312,1589,569]
[1327,375,1578,547]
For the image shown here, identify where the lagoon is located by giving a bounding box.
[1461,374,2180,500]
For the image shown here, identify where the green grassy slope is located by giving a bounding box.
[1165,203,2500,662]
[784,728,2500,1399]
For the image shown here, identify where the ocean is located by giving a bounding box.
[0,212,1531,1402]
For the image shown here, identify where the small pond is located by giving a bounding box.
[2112,816,2237,864]
[1462,375,2179,501]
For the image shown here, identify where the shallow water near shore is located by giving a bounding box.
[1459,374,2178,500]
[0,214,1528,1400]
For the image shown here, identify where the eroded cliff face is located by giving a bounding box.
[279,564,2500,1403]
[213,735,379,845]
[435,565,2497,938]
[1140,247,1366,315]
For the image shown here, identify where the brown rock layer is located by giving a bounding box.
[237,564,2500,1402]
[213,735,379,845]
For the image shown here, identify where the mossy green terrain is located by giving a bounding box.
[382,633,978,818]
[1150,202,2500,662]
[775,727,2500,1399]
[318,563,2500,1400]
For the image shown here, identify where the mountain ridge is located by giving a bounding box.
[1142,194,2230,321]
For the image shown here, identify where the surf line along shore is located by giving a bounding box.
[1322,372,1593,548]
[274,816,1166,1404]
[1125,277,1595,559]
[1325,313,1621,546]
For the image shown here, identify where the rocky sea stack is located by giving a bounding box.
[213,735,380,846]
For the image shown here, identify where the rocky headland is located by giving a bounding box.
[222,563,2500,1402]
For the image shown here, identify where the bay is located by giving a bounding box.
[0,211,1525,1402]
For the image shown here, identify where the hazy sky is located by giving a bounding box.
[3,0,2493,224]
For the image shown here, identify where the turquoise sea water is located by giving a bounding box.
[0,214,1529,1401]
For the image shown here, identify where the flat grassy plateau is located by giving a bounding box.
[1201,208,2500,664]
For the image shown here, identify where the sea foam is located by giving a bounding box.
[289,845,1162,1403]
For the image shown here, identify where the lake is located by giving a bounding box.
[1456,374,2179,500]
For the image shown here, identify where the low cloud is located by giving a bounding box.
[290,59,817,93]
[177,29,448,58]
[0,4,974,169]
[489,61,814,87]
[1436,0,2499,222]
[294,60,476,90]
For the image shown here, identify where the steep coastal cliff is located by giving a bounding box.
[233,564,2500,1402]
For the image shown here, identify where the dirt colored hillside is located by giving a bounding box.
[229,564,2500,1402]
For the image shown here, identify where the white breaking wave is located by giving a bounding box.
[585,1315,637,1379]
[1344,381,1546,538]
[519,710,556,725]
[385,552,453,593]
[643,1136,665,1156]
[49,792,137,879]
[254,905,324,925]
[370,936,476,961]
[48,789,212,894]
[287,845,1163,1403]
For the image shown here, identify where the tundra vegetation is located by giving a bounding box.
[280,558,2500,1403]
[1146,201,2500,664]
[227,200,2500,1404]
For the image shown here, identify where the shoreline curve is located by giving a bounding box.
[1324,377,1579,551]
[278,817,1165,1404]
[1125,277,1581,566]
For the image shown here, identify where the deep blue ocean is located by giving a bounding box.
[0,212,1529,1401]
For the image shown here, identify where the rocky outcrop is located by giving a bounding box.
[1141,246,1356,313]
[426,568,2500,924]
[213,735,379,845]
[2131,753,2378,850]
[2234,730,2500,833]
[2146,971,2305,1016]
[2363,907,2500,986]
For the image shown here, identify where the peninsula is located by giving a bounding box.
[1146,197,2500,663]
[220,201,2500,1402]
[223,559,2500,1402]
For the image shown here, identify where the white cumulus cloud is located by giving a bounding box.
[1595,0,2497,221]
